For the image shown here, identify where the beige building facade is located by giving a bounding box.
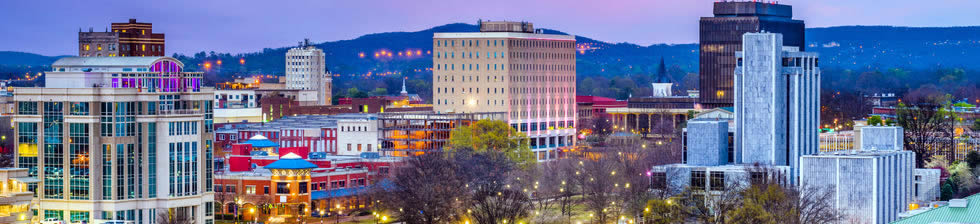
[433,21,577,160]
[286,40,332,106]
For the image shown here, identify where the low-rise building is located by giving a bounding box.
[378,112,505,156]
[800,150,915,224]
[0,168,36,224]
[893,193,980,224]
[214,144,398,223]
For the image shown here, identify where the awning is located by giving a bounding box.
[11,177,40,183]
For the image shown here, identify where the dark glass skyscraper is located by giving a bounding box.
[698,2,804,108]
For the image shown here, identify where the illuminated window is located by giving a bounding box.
[141,45,146,51]
[84,44,90,51]
[141,30,145,35]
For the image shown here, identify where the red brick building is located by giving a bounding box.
[214,144,398,222]
[112,19,165,56]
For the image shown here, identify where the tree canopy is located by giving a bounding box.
[448,119,535,169]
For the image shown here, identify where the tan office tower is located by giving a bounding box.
[433,21,577,160]
[286,39,332,105]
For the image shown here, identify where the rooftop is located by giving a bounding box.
[52,56,181,67]
[264,153,319,170]
[892,193,980,224]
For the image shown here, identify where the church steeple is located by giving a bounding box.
[400,77,408,96]
[654,57,669,83]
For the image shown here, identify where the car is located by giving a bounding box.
[94,220,135,224]
[40,218,66,224]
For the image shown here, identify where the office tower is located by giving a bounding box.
[286,39,332,105]
[699,1,805,108]
[79,19,165,57]
[433,21,577,160]
[801,150,915,224]
[13,57,214,223]
[734,32,819,184]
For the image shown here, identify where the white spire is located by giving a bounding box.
[400,77,408,96]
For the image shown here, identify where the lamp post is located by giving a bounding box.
[335,204,343,224]
[319,210,325,224]
[236,198,244,224]
[250,207,256,224]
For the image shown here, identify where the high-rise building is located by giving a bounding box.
[433,21,577,160]
[699,1,805,108]
[13,57,214,223]
[734,32,819,184]
[286,39,332,105]
[78,19,165,57]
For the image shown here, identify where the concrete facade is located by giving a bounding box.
[734,32,820,184]
[800,150,915,224]
[286,42,331,106]
[433,21,576,161]
[860,126,904,151]
[651,164,789,195]
[336,115,379,156]
[685,120,729,166]
[912,168,941,203]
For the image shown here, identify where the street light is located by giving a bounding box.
[235,198,244,223]
[320,210,325,224]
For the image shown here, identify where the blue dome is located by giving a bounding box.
[264,153,318,170]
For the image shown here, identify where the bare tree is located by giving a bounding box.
[793,184,845,224]
[897,101,957,167]
[383,152,466,224]
[535,158,580,221]
[470,189,532,224]
[156,209,193,224]
[574,152,619,224]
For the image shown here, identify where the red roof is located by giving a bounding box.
[577,95,627,108]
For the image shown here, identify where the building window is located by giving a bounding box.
[246,185,256,194]
[298,182,308,194]
[709,172,725,191]
[276,182,288,194]
[691,171,706,191]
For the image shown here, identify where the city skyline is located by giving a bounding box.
[2,0,980,56]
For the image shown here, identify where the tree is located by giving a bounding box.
[940,181,956,201]
[644,198,684,224]
[973,119,980,132]
[867,115,883,126]
[533,159,580,223]
[574,153,619,224]
[966,151,980,169]
[347,87,368,98]
[156,209,194,224]
[453,148,532,224]
[448,119,534,169]
[949,162,977,195]
[370,88,388,96]
[896,101,957,167]
[384,152,466,224]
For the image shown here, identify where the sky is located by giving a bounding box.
[2,0,979,56]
